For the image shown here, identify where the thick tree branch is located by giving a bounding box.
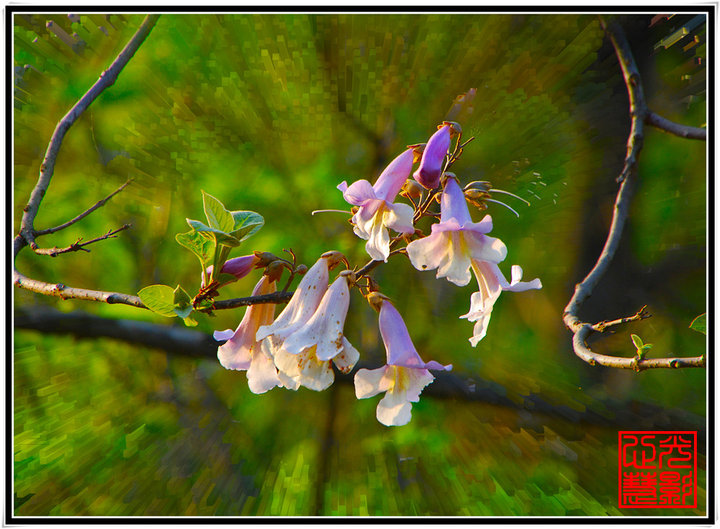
[15,307,706,432]
[562,18,705,371]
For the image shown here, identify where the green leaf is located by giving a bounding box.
[176,230,214,267]
[182,315,199,327]
[173,285,192,307]
[186,219,241,247]
[630,334,644,350]
[690,313,706,335]
[229,210,264,242]
[202,191,234,233]
[173,285,194,319]
[138,285,177,317]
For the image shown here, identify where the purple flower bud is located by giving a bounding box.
[206,254,259,286]
[413,124,451,190]
[220,255,258,278]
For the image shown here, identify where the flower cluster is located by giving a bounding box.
[213,119,541,426]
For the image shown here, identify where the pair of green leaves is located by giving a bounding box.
[138,191,264,324]
[630,334,653,360]
[177,191,264,280]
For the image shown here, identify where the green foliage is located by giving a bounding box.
[630,334,653,360]
[690,313,706,335]
[137,284,177,317]
[175,230,214,268]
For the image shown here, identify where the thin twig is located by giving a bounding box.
[562,18,705,371]
[18,15,160,251]
[646,111,706,140]
[591,305,651,332]
[33,224,131,257]
[34,179,133,237]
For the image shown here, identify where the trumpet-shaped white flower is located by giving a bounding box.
[214,275,281,394]
[406,176,507,286]
[272,272,359,391]
[255,255,330,350]
[354,299,451,426]
[338,148,415,261]
[461,261,542,346]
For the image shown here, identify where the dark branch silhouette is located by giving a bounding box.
[562,17,705,371]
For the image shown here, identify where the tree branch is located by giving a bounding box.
[34,179,133,237]
[646,111,707,140]
[562,18,705,371]
[15,307,706,431]
[32,224,131,257]
[18,15,160,251]
[13,17,160,310]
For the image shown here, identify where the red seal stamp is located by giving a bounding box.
[618,431,697,508]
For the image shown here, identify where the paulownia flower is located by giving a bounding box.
[354,298,451,426]
[214,275,281,394]
[406,176,507,286]
[255,254,332,350]
[461,261,542,346]
[272,272,359,391]
[338,149,415,261]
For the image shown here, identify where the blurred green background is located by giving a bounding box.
[13,13,707,516]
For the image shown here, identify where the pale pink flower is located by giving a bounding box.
[214,275,281,394]
[338,149,415,261]
[354,299,451,426]
[272,272,359,391]
[461,262,542,346]
[406,176,507,286]
[413,124,451,189]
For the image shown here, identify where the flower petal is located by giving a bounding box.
[379,301,453,371]
[356,207,391,261]
[436,231,473,286]
[505,264,543,292]
[376,393,413,426]
[463,231,507,264]
[213,329,235,341]
[439,177,472,225]
[378,301,424,367]
[281,275,350,360]
[216,276,276,371]
[372,148,414,202]
[256,257,329,343]
[333,337,360,374]
[247,350,282,394]
[406,230,451,274]
[400,366,436,403]
[383,202,415,235]
[338,179,376,206]
[354,366,392,399]
[273,347,334,391]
